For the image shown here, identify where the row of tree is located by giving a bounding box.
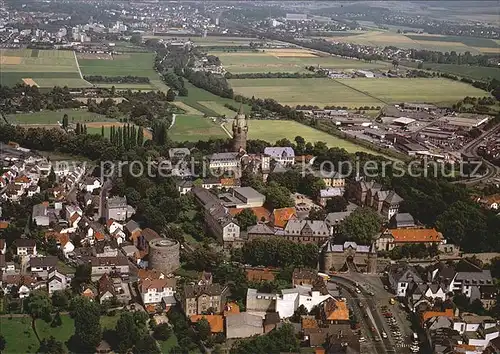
[225,71,326,79]
[107,124,145,148]
[83,75,150,84]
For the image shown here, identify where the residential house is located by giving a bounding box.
[15,238,37,256]
[3,184,24,201]
[106,196,129,221]
[375,228,444,252]
[32,203,50,227]
[179,283,229,316]
[106,219,125,245]
[478,194,500,210]
[318,171,345,188]
[318,187,344,207]
[3,274,37,298]
[275,285,332,319]
[80,256,130,278]
[141,278,177,305]
[292,268,319,287]
[27,185,40,197]
[65,205,83,229]
[246,288,277,316]
[387,263,423,297]
[29,256,59,279]
[125,220,141,241]
[324,210,355,236]
[81,177,101,193]
[321,298,350,324]
[271,207,297,229]
[207,152,240,171]
[373,190,403,220]
[264,147,295,166]
[198,271,213,286]
[247,223,276,241]
[190,315,224,334]
[282,219,331,245]
[47,268,69,294]
[390,213,416,229]
[98,274,115,304]
[191,187,241,247]
[245,267,276,283]
[408,283,447,311]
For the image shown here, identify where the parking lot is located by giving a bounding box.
[380,304,420,353]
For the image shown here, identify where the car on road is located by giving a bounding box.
[382,332,388,339]
[359,337,366,343]
[355,288,361,293]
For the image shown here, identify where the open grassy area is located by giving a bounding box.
[0,49,91,88]
[159,334,178,353]
[198,101,236,117]
[0,316,40,354]
[169,114,228,142]
[36,315,75,344]
[78,53,158,80]
[336,78,489,105]
[214,49,390,73]
[229,78,384,108]
[177,82,251,116]
[420,63,500,81]
[245,120,380,154]
[7,109,114,124]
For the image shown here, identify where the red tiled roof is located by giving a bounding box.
[421,308,453,324]
[0,221,9,229]
[272,207,297,228]
[229,206,271,222]
[246,268,276,282]
[389,228,442,243]
[106,219,115,228]
[190,315,224,333]
[223,302,240,317]
[95,232,105,241]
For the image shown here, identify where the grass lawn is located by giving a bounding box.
[0,316,40,354]
[57,260,76,274]
[197,101,236,117]
[178,82,251,116]
[7,109,113,125]
[36,315,75,344]
[214,50,390,73]
[171,101,204,115]
[169,114,228,142]
[159,334,178,353]
[229,78,384,108]
[79,53,159,80]
[92,83,157,90]
[421,63,500,81]
[100,313,120,330]
[244,120,379,154]
[337,78,489,105]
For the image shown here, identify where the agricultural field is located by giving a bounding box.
[213,49,390,73]
[337,78,489,105]
[322,31,499,54]
[229,77,488,107]
[0,49,91,88]
[419,63,500,81]
[177,81,251,116]
[6,109,115,125]
[168,114,228,142]
[229,78,384,108]
[78,52,160,90]
[143,35,262,47]
[245,120,380,154]
[197,101,236,117]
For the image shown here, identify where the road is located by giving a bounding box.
[332,273,415,354]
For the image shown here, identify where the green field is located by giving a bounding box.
[78,53,158,79]
[245,120,379,153]
[229,78,384,108]
[229,77,487,107]
[419,63,500,81]
[198,101,236,116]
[405,34,499,48]
[7,109,114,124]
[214,50,390,73]
[177,82,251,116]
[169,114,228,141]
[0,49,91,88]
[144,35,262,47]
[0,316,40,354]
[337,78,489,104]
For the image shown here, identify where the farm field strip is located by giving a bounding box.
[197,101,236,117]
[213,49,390,73]
[7,109,117,124]
[171,101,204,115]
[229,78,383,108]
[78,52,159,79]
[168,114,227,142]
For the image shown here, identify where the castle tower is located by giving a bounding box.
[232,104,248,152]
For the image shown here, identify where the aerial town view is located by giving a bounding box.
[0,0,500,353]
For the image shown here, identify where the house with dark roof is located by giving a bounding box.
[282,219,331,245]
[247,223,275,241]
[29,256,59,279]
[179,283,229,316]
[390,212,416,228]
[387,263,423,297]
[15,238,37,256]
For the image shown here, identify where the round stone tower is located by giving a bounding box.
[148,238,180,275]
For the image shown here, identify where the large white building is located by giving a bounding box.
[140,278,177,304]
[263,147,295,166]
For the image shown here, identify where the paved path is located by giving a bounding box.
[221,123,232,138]
[168,114,176,129]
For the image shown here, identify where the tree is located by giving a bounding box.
[235,208,258,231]
[26,290,52,320]
[131,34,142,46]
[291,304,308,322]
[71,264,91,292]
[47,167,56,186]
[62,114,69,129]
[51,311,63,327]
[137,127,144,146]
[73,297,101,351]
[116,311,149,352]
[134,335,160,354]
[101,126,105,137]
[325,196,348,213]
[38,336,66,354]
[0,334,6,352]
[340,207,382,245]
[264,182,294,210]
[195,317,211,341]
[166,88,176,102]
[229,323,299,354]
[153,323,172,341]
[308,208,326,220]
